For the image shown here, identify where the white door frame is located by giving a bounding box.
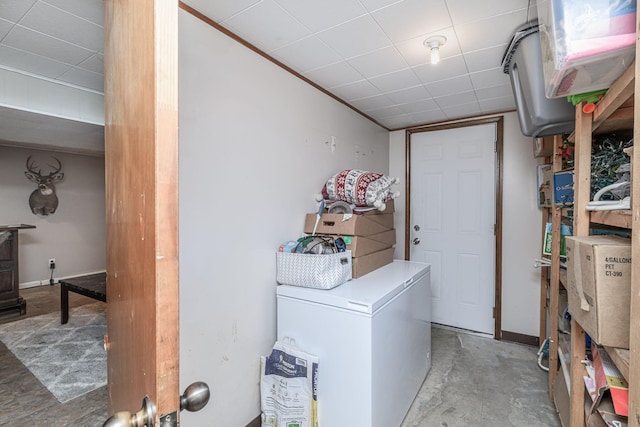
[404,117,504,340]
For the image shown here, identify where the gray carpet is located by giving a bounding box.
[0,302,107,403]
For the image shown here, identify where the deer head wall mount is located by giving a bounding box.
[25,156,64,216]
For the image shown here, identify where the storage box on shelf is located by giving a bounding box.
[565,235,632,349]
[536,0,637,98]
[502,21,575,137]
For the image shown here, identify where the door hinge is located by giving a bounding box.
[493,307,496,319]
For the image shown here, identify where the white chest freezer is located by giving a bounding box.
[276,260,431,427]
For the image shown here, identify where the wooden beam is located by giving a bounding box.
[104,0,180,421]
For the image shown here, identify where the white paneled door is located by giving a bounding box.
[410,123,496,335]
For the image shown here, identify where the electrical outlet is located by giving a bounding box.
[49,258,56,269]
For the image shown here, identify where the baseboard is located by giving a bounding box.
[19,280,46,289]
[19,270,107,290]
[245,415,260,427]
[501,330,539,347]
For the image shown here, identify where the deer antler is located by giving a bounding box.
[26,156,41,175]
[47,157,62,175]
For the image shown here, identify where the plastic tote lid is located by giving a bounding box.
[501,20,539,74]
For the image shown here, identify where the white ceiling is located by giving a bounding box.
[0,0,537,150]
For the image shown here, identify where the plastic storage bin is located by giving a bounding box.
[537,0,636,98]
[502,21,576,137]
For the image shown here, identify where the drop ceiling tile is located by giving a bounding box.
[464,43,509,73]
[0,44,71,78]
[443,102,481,118]
[0,18,13,39]
[58,67,103,92]
[474,83,513,100]
[381,114,417,129]
[479,96,515,113]
[350,93,395,111]
[372,0,450,43]
[446,0,528,26]
[331,79,381,101]
[3,25,93,65]
[304,61,363,88]
[42,0,104,26]
[434,90,477,108]
[411,108,447,123]
[21,2,103,50]
[0,0,37,23]
[456,10,528,53]
[274,0,366,32]
[76,54,103,74]
[399,98,439,113]
[270,37,341,73]
[367,104,405,118]
[359,0,404,13]
[369,68,422,92]
[385,85,431,104]
[395,27,460,67]
[469,66,510,89]
[316,15,392,58]
[426,75,472,97]
[183,0,262,22]
[412,55,468,84]
[347,46,408,78]
[223,0,311,51]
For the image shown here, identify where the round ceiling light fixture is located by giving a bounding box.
[424,35,447,65]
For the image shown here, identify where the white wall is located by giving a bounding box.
[178,10,388,426]
[0,145,106,285]
[389,112,542,337]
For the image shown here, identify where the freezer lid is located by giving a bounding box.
[276,260,430,314]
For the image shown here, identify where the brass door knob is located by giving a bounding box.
[103,396,155,427]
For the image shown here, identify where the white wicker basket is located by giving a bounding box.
[276,250,352,289]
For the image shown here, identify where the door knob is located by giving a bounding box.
[180,381,210,412]
[103,382,210,427]
[103,396,155,427]
[412,237,421,245]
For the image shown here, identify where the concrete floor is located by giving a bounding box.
[402,326,561,427]
[1,286,560,426]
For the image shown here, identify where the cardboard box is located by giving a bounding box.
[566,235,632,348]
[352,247,394,278]
[584,345,629,426]
[365,229,396,246]
[553,171,574,205]
[338,234,393,257]
[361,213,393,229]
[590,345,628,417]
[304,213,391,236]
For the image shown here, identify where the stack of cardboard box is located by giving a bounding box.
[303,200,396,278]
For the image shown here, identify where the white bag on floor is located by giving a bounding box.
[260,340,318,427]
